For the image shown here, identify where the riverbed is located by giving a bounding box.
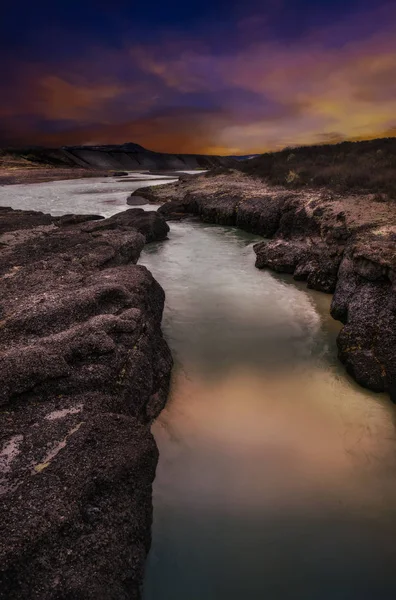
[2,175,396,599]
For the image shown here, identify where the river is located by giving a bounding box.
[140,221,396,600]
[2,175,396,599]
[0,173,177,217]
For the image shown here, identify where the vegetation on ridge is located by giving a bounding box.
[239,138,396,199]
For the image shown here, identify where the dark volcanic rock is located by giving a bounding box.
[235,195,289,237]
[158,192,238,225]
[82,208,169,242]
[157,196,200,221]
[254,239,307,274]
[0,207,172,599]
[127,195,149,206]
[195,193,239,225]
[254,238,342,293]
[54,213,104,227]
[0,207,103,234]
[0,207,54,234]
[158,201,191,221]
[81,208,169,243]
[129,187,167,204]
[331,234,396,394]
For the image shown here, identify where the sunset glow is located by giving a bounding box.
[2,1,396,153]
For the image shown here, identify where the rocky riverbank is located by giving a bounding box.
[133,170,396,398]
[0,207,173,598]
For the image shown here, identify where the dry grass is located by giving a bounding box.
[240,138,396,199]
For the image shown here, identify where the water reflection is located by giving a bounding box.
[141,220,396,599]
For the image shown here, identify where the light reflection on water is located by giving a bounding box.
[141,220,396,600]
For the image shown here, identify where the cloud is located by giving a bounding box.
[34,76,125,120]
[1,3,396,153]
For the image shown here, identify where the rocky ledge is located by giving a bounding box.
[133,170,396,398]
[0,207,172,598]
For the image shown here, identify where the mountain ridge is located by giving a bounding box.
[1,143,237,172]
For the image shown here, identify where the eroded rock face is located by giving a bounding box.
[138,172,396,396]
[254,237,342,294]
[253,211,396,394]
[331,232,396,395]
[0,207,172,598]
[254,240,307,274]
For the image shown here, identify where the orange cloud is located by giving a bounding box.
[34,76,124,120]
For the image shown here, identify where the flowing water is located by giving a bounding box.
[140,221,396,600]
[2,175,396,598]
[0,174,177,217]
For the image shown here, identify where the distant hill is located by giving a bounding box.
[238,137,396,198]
[2,143,236,172]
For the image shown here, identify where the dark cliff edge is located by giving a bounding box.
[0,207,173,599]
[61,143,236,171]
[133,170,396,399]
[1,143,236,184]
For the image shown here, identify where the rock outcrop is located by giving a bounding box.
[134,170,396,397]
[0,207,173,598]
[330,230,396,396]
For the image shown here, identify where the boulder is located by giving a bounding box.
[81,208,169,243]
[127,195,149,206]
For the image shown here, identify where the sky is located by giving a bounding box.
[1,0,396,154]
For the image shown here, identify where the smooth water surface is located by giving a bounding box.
[141,221,396,600]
